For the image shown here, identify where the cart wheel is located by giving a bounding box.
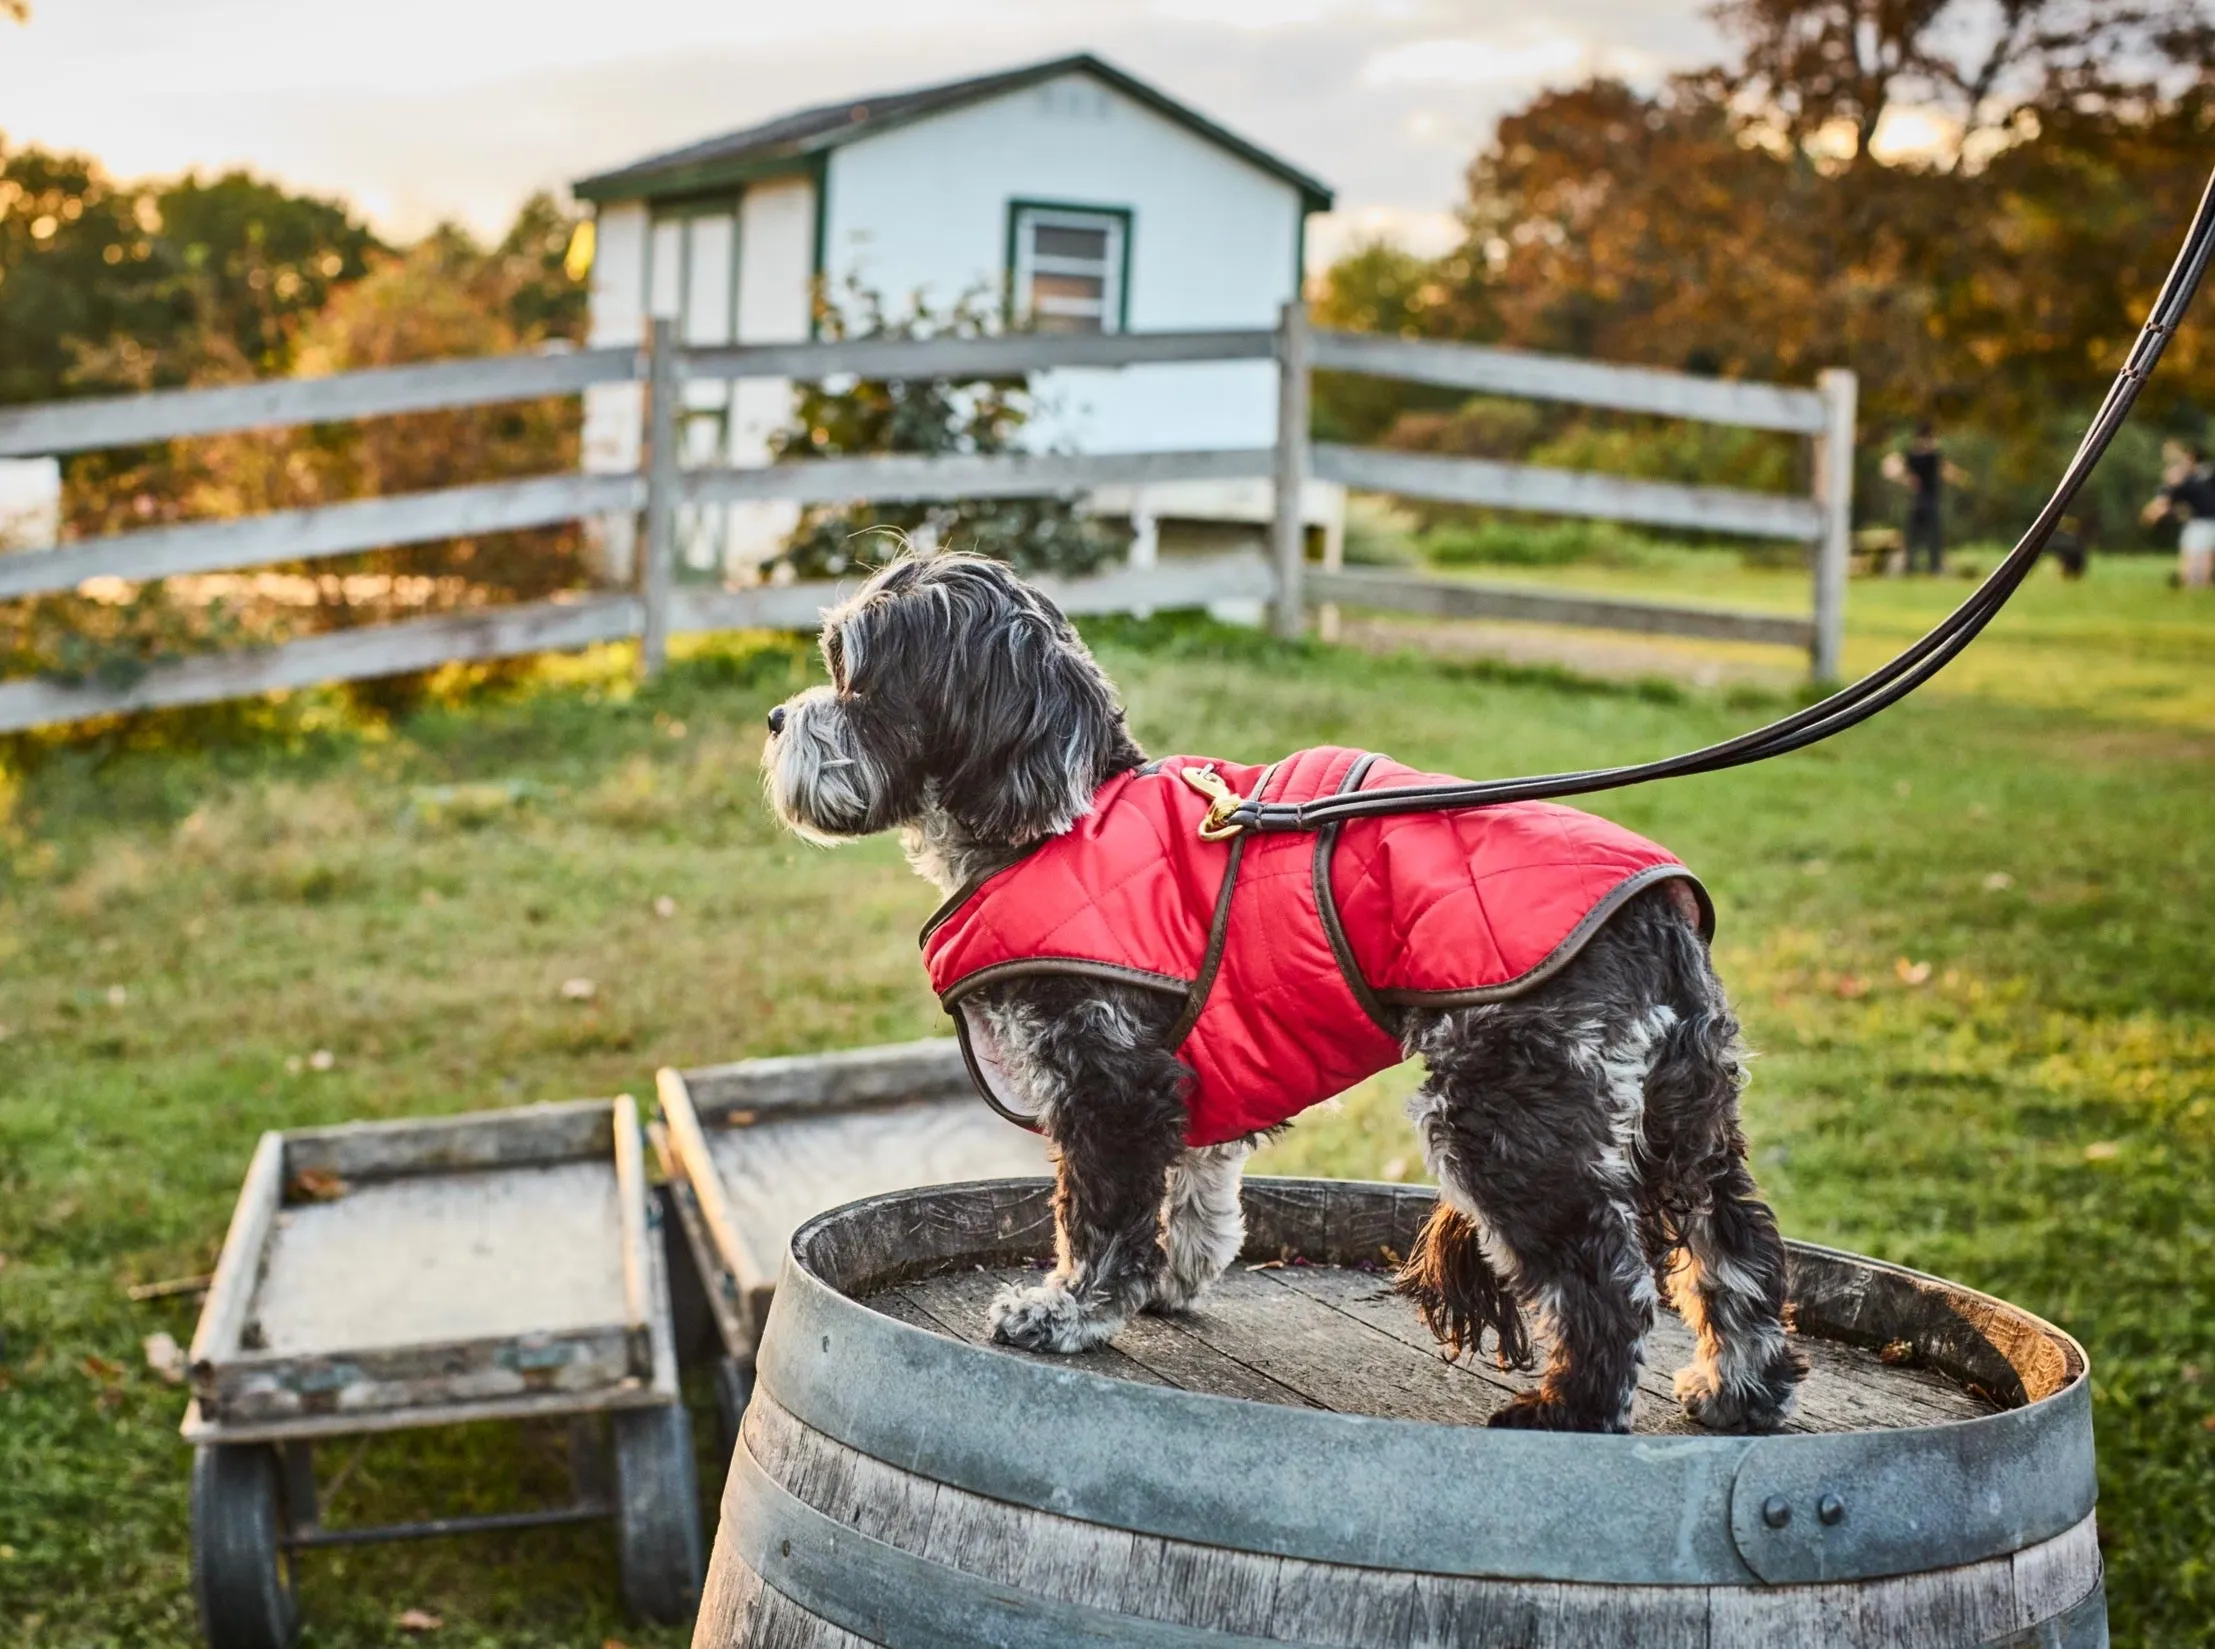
[712,1357,754,1460]
[612,1402,704,1624]
[191,1445,299,1649]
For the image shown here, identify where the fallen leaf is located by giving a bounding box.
[289,1168,349,1203]
[2181,1363,2203,1384]
[1982,871,2014,892]
[2083,1140,2121,1162]
[1895,958,1933,986]
[1833,974,1869,999]
[1380,1156,1409,1182]
[652,895,678,919]
[81,1354,125,1383]
[665,720,687,740]
[397,1608,444,1633]
[308,1048,335,1072]
[1246,1259,1286,1271]
[560,977,597,1002]
[603,1639,633,1649]
[2203,1414,2215,1434]
[1878,1339,1915,1366]
[105,984,128,1007]
[142,1332,186,1386]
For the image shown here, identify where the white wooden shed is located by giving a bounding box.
[572,51,1339,582]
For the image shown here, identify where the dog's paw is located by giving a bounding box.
[1486,1390,1625,1433]
[1144,1269,1212,1316]
[1673,1363,1797,1434]
[987,1281,1115,1353]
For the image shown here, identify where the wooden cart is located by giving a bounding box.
[651,1037,1048,1442]
[181,1096,703,1649]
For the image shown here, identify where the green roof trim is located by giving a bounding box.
[571,51,1333,214]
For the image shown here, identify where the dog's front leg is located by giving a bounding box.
[1150,1141,1252,1313]
[977,983,1191,1354]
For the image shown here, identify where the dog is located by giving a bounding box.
[762,552,1805,1434]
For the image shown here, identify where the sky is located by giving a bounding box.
[0,0,1728,263]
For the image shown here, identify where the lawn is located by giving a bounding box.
[1,552,2211,1645]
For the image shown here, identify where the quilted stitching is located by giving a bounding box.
[926,747,1700,1147]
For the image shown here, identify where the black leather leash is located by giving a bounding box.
[1204,166,2215,841]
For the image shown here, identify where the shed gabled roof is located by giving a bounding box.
[572,51,1333,211]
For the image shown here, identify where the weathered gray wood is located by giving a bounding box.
[1813,368,1859,682]
[1313,443,1826,543]
[667,550,1273,640]
[1309,328,1829,435]
[699,1100,1049,1334]
[648,1118,757,1366]
[280,1098,614,1184]
[247,1160,631,1355]
[0,345,639,458]
[0,591,641,734]
[612,1094,652,1351]
[1272,299,1311,640]
[640,317,678,678]
[679,1037,973,1121]
[187,1131,285,1373]
[681,446,1274,508]
[204,1322,638,1426]
[0,471,642,601]
[1306,566,1816,648]
[722,1389,2104,1649]
[179,1377,668,1446]
[655,1067,766,1349]
[679,327,1276,384]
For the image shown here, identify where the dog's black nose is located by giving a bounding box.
[766,705,787,736]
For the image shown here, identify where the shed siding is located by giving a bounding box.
[823,72,1299,454]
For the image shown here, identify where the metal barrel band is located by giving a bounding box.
[756,1181,2098,1588]
[725,1436,1277,1648]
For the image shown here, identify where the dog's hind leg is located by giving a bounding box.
[1640,941,1806,1432]
[975,980,1192,1354]
[1406,1011,1659,1433]
[1150,1140,1252,1313]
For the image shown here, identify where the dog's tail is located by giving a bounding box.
[1393,1200,1532,1370]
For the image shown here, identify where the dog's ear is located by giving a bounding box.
[833,553,1140,844]
[936,587,1135,842]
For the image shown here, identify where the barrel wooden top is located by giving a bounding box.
[868,1260,1998,1436]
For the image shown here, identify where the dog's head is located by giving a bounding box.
[762,552,1142,850]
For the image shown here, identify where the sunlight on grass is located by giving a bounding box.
[1,578,2210,1642]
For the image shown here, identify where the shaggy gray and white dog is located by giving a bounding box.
[762,552,1805,1434]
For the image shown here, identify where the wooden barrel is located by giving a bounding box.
[695,1179,2104,1648]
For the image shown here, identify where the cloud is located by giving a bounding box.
[0,0,1721,241]
[1363,35,1587,87]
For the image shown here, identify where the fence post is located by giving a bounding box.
[639,316,679,679]
[1811,367,1857,684]
[1271,299,1311,641]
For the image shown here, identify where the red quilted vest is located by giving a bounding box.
[921,747,1712,1148]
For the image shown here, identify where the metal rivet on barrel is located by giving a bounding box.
[1819,1494,1847,1526]
[1761,1495,1791,1529]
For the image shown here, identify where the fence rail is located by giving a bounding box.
[0,309,1855,734]
[0,347,641,459]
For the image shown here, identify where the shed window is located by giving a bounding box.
[1012,206,1125,333]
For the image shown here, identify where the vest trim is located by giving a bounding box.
[1310,752,1398,1039]
[1370,863,1713,1009]
[940,956,1192,1008]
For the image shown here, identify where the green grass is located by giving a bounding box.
[2,565,2212,1644]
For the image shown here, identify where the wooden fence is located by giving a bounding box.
[0,309,1853,733]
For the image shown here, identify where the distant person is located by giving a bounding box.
[1881,422,1969,575]
[2142,438,2215,589]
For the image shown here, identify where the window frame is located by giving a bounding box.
[1005,200,1133,335]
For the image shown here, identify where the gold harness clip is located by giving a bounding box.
[1178,764,1248,842]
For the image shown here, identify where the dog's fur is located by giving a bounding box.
[763,552,1805,1433]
